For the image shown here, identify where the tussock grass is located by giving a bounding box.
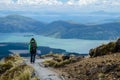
[43,53,82,68]
[0,64,33,80]
[32,77,39,80]
[0,54,39,80]
[89,42,116,57]
[89,38,120,57]
[42,53,63,58]
[4,54,23,66]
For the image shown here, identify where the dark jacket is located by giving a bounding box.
[29,40,37,53]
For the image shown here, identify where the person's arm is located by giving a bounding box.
[36,41,38,48]
[28,43,31,52]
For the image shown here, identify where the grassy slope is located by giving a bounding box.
[43,53,83,68]
[0,54,38,80]
[55,53,120,80]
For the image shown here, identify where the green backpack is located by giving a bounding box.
[30,42,37,53]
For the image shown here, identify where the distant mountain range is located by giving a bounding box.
[90,10,120,15]
[0,15,120,40]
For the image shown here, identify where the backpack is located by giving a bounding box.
[30,42,37,53]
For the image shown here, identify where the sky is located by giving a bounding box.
[0,0,120,23]
[0,0,120,12]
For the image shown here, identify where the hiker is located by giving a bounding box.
[29,38,37,63]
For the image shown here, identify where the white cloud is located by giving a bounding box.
[0,0,120,12]
[66,0,120,7]
[0,0,14,4]
[67,0,98,6]
[16,0,63,5]
[1,0,120,7]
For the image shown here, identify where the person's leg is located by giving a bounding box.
[30,53,32,63]
[33,53,36,63]
[31,53,35,63]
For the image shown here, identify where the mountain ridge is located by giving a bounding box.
[0,15,120,40]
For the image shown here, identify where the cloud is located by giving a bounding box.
[0,0,13,4]
[16,0,63,5]
[0,0,120,6]
[1,0,120,6]
[66,0,120,7]
[0,0,120,12]
[67,0,97,6]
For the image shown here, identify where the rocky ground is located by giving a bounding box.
[25,57,65,80]
[55,53,120,80]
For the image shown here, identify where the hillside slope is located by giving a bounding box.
[89,38,120,57]
[0,15,120,40]
[0,15,45,33]
[55,53,120,80]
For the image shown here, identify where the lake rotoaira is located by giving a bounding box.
[0,33,111,54]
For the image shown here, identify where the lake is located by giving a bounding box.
[0,33,112,54]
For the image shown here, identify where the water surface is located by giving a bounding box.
[0,33,111,53]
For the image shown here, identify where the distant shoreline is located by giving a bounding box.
[0,42,87,59]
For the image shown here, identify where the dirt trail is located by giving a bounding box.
[25,58,65,80]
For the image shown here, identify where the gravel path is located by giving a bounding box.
[25,58,65,80]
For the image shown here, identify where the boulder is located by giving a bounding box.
[62,55,70,60]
